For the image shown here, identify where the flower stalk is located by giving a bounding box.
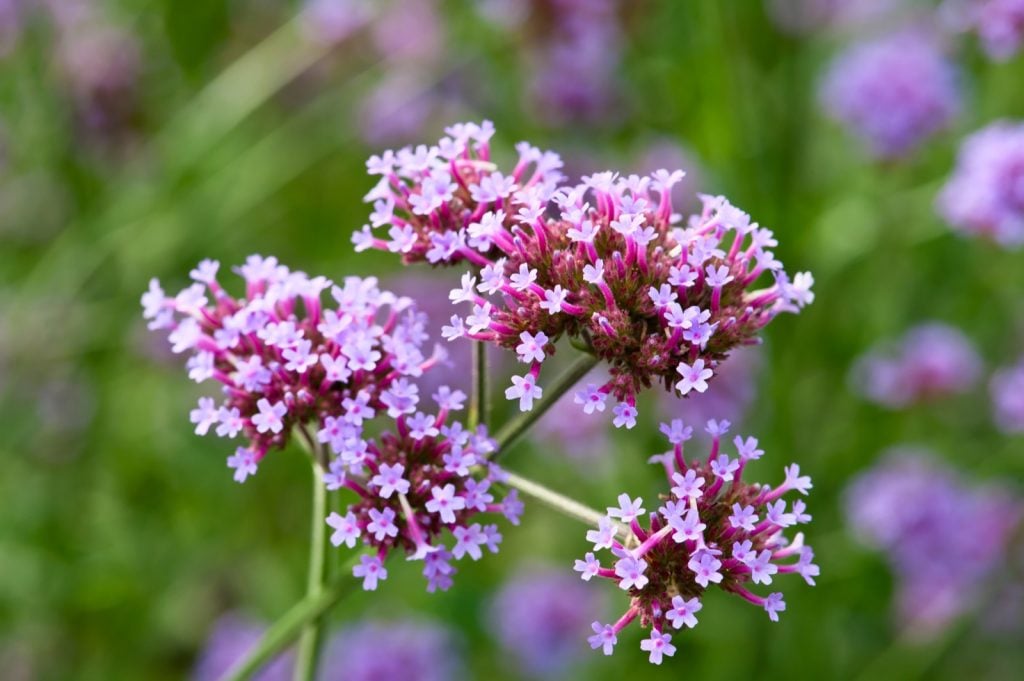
[293,455,329,681]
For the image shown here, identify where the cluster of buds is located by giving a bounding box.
[141,257,441,479]
[355,121,813,426]
[575,420,818,664]
[323,387,523,592]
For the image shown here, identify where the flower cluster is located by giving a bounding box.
[575,420,818,664]
[322,388,522,592]
[141,257,441,481]
[821,31,959,158]
[489,565,605,678]
[938,120,1024,248]
[194,612,293,681]
[990,357,1024,433]
[845,449,1022,635]
[356,121,813,425]
[659,345,761,430]
[850,322,981,408]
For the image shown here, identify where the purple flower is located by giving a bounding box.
[991,357,1024,433]
[192,613,292,681]
[318,618,462,681]
[845,448,1023,636]
[576,426,818,663]
[938,120,1024,248]
[821,31,959,158]
[851,322,982,408]
[489,566,604,678]
[359,123,812,426]
[950,0,1024,61]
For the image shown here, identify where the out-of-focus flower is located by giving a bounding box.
[577,421,817,664]
[660,345,761,430]
[319,619,462,681]
[46,2,142,145]
[489,565,604,678]
[300,0,374,45]
[193,613,292,681]
[766,0,903,34]
[991,357,1024,433]
[821,31,959,159]
[845,449,1022,636]
[357,121,813,426]
[938,120,1024,249]
[850,323,981,408]
[0,0,21,57]
[943,0,1024,61]
[370,0,444,63]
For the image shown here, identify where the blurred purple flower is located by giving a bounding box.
[489,565,603,678]
[938,120,1024,249]
[533,368,612,464]
[659,345,761,430]
[193,613,292,681]
[851,323,981,408]
[370,0,444,63]
[0,0,21,57]
[319,619,461,681]
[766,0,903,34]
[991,357,1024,433]
[845,449,1023,636]
[944,0,1024,61]
[300,0,374,45]
[821,31,959,159]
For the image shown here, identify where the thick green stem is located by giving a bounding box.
[222,555,360,681]
[292,461,328,681]
[469,340,487,430]
[502,470,631,543]
[492,353,600,458]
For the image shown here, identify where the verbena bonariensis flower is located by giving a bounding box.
[821,31,959,159]
[141,257,441,481]
[845,449,1022,636]
[938,120,1024,248]
[489,565,604,678]
[990,357,1024,433]
[321,384,522,592]
[319,619,462,681]
[356,121,813,425]
[850,322,981,408]
[576,421,818,664]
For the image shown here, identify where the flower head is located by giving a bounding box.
[938,120,1024,248]
[821,31,959,158]
[576,422,818,663]
[319,618,462,681]
[359,123,812,424]
[991,357,1024,433]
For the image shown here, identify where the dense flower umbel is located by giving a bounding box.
[845,449,1022,636]
[938,120,1024,248]
[323,390,522,592]
[990,357,1024,433]
[821,31,959,158]
[141,257,441,481]
[356,122,813,424]
[576,421,818,664]
[850,322,981,408]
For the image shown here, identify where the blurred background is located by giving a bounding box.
[2,0,1024,679]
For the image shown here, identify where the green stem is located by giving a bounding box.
[492,353,600,458]
[469,340,487,430]
[292,460,328,681]
[222,555,360,681]
[502,470,631,542]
